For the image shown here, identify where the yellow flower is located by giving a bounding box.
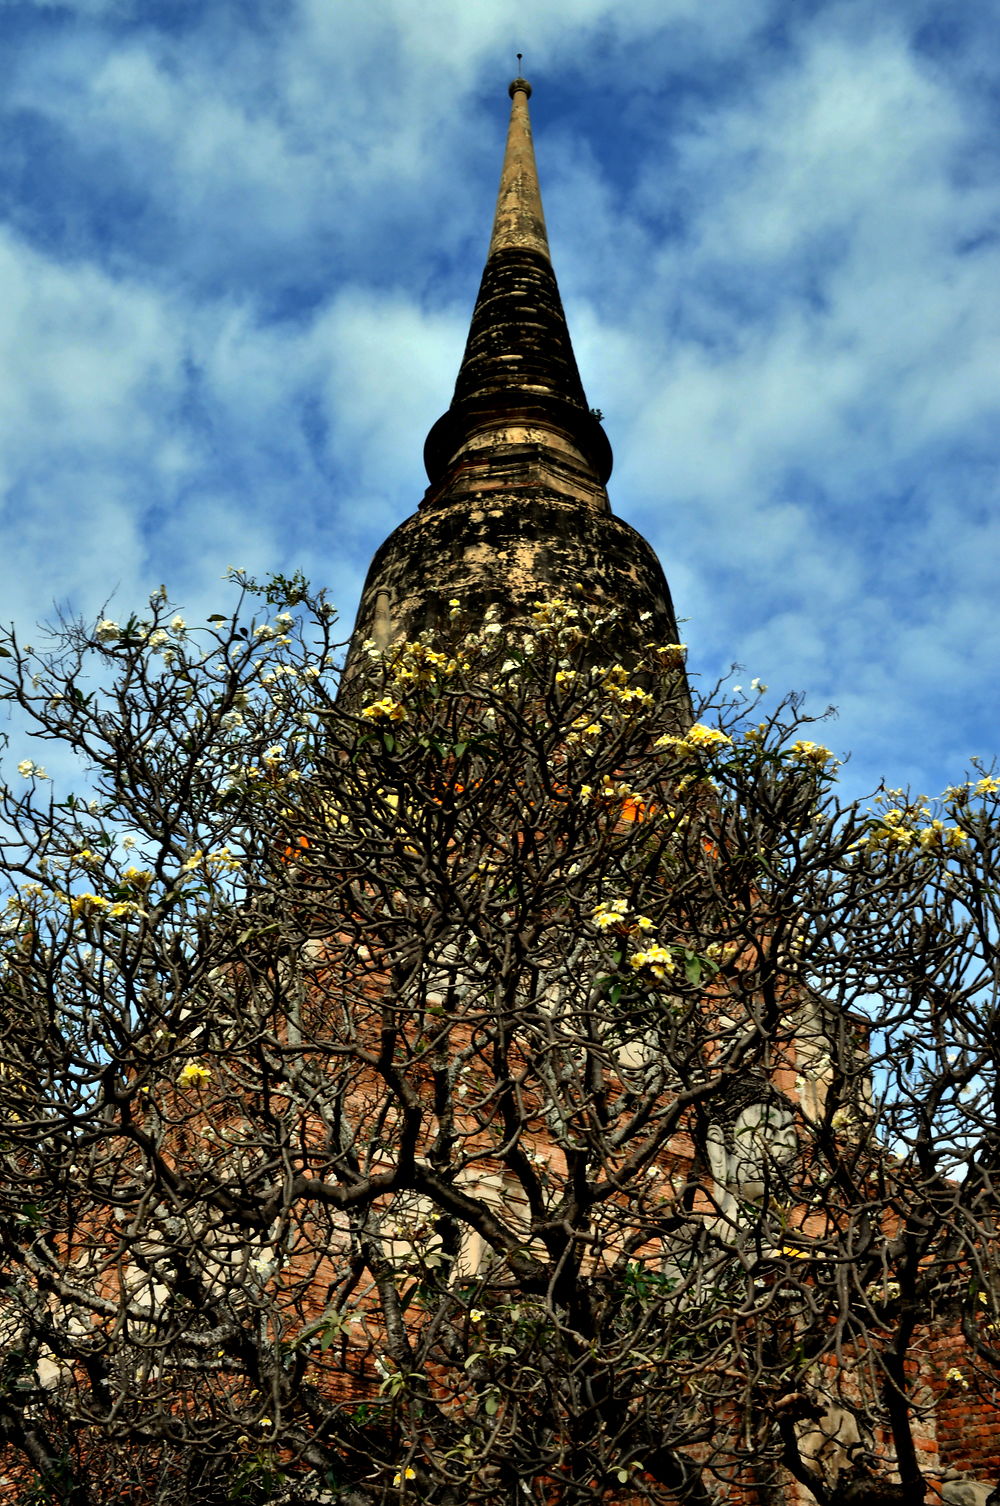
[686,724,732,749]
[630,944,676,981]
[786,740,838,769]
[68,893,110,918]
[656,724,730,755]
[361,697,406,722]
[469,1309,485,1323]
[393,1467,417,1485]
[592,898,629,930]
[177,1062,211,1088]
[207,848,242,871]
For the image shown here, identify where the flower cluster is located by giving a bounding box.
[65,893,143,921]
[648,642,687,667]
[786,740,839,769]
[530,597,581,629]
[592,898,630,931]
[591,897,653,931]
[361,697,407,723]
[629,943,676,982]
[601,664,653,709]
[385,640,462,687]
[655,724,731,756]
[944,776,1000,800]
[856,803,966,855]
[565,716,602,748]
[580,775,645,808]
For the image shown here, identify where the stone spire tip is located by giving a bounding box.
[490,71,548,260]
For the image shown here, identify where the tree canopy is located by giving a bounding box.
[0,578,997,1506]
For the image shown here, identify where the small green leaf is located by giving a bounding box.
[684,956,703,985]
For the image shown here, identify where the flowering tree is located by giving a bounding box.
[0,577,998,1506]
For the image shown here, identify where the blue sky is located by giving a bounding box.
[1,0,998,801]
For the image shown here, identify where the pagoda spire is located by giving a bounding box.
[344,78,681,665]
[422,75,610,493]
[487,77,550,261]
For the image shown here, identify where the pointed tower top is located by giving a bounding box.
[343,74,683,676]
[486,76,550,262]
[423,76,610,490]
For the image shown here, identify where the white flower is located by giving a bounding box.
[95,619,120,643]
[253,624,277,641]
[17,760,46,779]
[170,615,186,634]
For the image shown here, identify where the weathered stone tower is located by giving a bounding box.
[347,77,681,660]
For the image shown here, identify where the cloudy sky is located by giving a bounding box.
[1,0,998,800]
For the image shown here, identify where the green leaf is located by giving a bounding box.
[684,956,703,985]
[0,647,11,659]
[207,614,228,623]
[383,733,395,754]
